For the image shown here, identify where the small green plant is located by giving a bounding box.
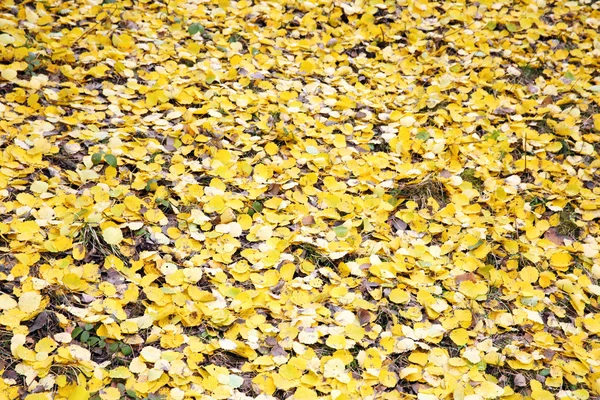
[91,151,118,168]
[145,178,159,192]
[90,383,141,400]
[415,130,430,141]
[188,23,205,35]
[228,33,242,43]
[72,323,132,356]
[24,52,42,76]
[529,196,547,207]
[156,197,171,209]
[247,200,263,216]
[71,323,96,344]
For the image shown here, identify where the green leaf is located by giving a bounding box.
[188,23,204,35]
[84,323,94,331]
[415,130,430,141]
[539,368,550,376]
[126,390,137,398]
[506,23,517,32]
[487,130,500,140]
[485,21,497,30]
[104,154,117,168]
[145,179,158,192]
[156,198,170,208]
[251,201,263,213]
[135,228,147,237]
[332,225,348,238]
[87,336,100,346]
[251,48,259,56]
[80,330,90,343]
[91,153,103,165]
[71,327,83,339]
[109,342,119,352]
[120,344,133,356]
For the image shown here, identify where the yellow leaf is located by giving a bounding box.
[30,180,49,193]
[99,387,121,400]
[0,294,18,310]
[109,366,133,379]
[19,291,42,313]
[72,243,86,260]
[458,281,488,299]
[54,235,73,252]
[550,251,571,269]
[293,387,317,400]
[389,288,410,304]
[1,68,17,81]
[519,266,539,283]
[102,226,123,245]
[24,395,51,400]
[141,346,162,363]
[299,59,315,74]
[68,386,89,400]
[35,337,58,353]
[379,368,398,388]
[449,328,470,346]
[63,273,84,290]
[531,380,554,400]
[280,363,302,380]
[323,358,349,383]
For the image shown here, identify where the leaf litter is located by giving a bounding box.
[0,0,600,399]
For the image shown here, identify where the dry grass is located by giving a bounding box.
[391,177,448,208]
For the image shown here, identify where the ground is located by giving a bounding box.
[1,0,600,399]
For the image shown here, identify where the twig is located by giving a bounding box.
[523,129,527,175]
[70,3,119,48]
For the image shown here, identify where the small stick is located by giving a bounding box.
[71,3,119,48]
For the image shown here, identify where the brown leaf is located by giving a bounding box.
[454,273,478,284]
[270,344,288,357]
[493,106,515,115]
[302,216,315,225]
[514,373,527,387]
[28,311,50,333]
[357,308,372,325]
[270,280,285,295]
[389,218,407,231]
[543,349,556,360]
[543,228,566,246]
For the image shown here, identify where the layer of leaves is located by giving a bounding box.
[1,0,600,399]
